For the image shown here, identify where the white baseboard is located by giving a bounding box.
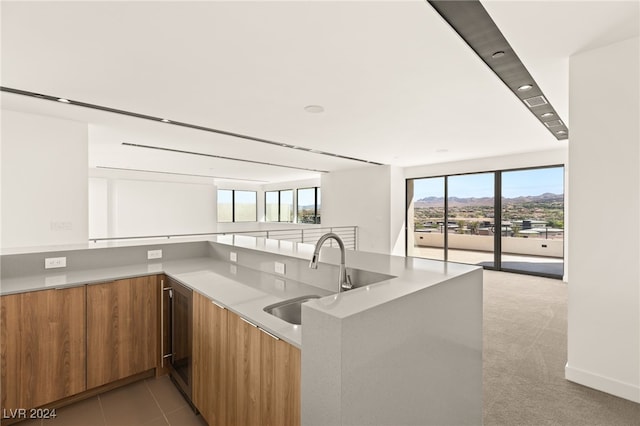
[565,364,640,403]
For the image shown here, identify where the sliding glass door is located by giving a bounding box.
[500,167,564,276]
[407,177,445,260]
[406,165,564,278]
[447,173,495,267]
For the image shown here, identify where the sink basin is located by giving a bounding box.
[346,268,395,289]
[263,295,320,325]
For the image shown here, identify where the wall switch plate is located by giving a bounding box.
[275,262,286,275]
[230,252,237,262]
[147,249,162,260]
[45,257,67,269]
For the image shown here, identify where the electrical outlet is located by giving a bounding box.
[45,257,67,269]
[274,262,286,275]
[230,252,237,262]
[147,249,162,260]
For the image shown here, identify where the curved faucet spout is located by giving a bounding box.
[309,233,352,292]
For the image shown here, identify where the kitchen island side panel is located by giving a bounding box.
[302,269,482,426]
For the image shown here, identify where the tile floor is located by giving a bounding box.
[19,376,206,426]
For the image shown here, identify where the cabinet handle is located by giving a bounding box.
[211,300,226,310]
[259,328,280,341]
[240,317,258,328]
[161,286,173,367]
[169,288,175,363]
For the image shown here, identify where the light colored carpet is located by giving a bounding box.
[482,270,640,426]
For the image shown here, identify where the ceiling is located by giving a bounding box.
[1,1,638,183]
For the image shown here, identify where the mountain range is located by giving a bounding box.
[415,193,563,207]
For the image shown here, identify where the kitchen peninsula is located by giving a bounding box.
[0,235,482,425]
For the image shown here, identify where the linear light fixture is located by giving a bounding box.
[427,0,568,140]
[95,166,269,182]
[0,86,384,165]
[121,142,330,173]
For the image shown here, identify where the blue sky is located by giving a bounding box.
[413,167,564,199]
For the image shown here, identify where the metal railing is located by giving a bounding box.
[89,226,358,250]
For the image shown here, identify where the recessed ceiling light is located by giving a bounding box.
[556,130,567,135]
[541,112,555,118]
[436,149,449,153]
[491,51,505,59]
[57,98,70,103]
[517,84,533,92]
[161,118,171,123]
[304,105,324,113]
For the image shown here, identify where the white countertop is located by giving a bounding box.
[0,235,480,347]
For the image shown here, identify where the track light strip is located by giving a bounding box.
[427,0,568,140]
[0,86,384,164]
[95,166,269,182]
[122,142,329,173]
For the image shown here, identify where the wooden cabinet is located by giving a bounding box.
[192,291,228,426]
[260,333,301,426]
[0,287,86,411]
[226,312,263,426]
[87,276,158,388]
[231,315,301,426]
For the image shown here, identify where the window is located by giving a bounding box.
[264,190,294,223]
[217,189,257,223]
[407,166,564,278]
[280,190,293,222]
[234,190,257,222]
[265,191,279,222]
[217,189,233,223]
[297,187,321,224]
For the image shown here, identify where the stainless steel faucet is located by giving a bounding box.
[309,232,353,292]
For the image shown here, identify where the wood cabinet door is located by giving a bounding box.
[192,292,228,426]
[0,287,86,411]
[261,334,301,426]
[226,312,261,426]
[87,276,158,388]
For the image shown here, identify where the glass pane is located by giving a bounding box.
[501,167,564,277]
[217,190,233,223]
[280,190,293,222]
[265,191,279,222]
[408,177,445,260]
[234,190,256,222]
[297,188,317,224]
[317,188,321,224]
[447,173,495,267]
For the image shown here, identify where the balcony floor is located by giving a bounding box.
[411,246,564,277]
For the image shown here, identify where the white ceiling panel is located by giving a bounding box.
[2,1,636,181]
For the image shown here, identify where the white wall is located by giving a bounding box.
[1,110,88,248]
[404,148,567,179]
[89,169,216,238]
[322,165,403,254]
[566,37,640,403]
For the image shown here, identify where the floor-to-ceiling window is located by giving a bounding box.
[407,177,445,261]
[500,167,564,276]
[447,173,495,266]
[407,165,564,278]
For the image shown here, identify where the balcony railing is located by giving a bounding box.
[89,226,358,250]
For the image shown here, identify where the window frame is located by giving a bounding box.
[264,189,294,223]
[217,189,257,223]
[296,187,321,224]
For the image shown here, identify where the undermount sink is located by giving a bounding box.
[346,268,395,289]
[263,295,320,325]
